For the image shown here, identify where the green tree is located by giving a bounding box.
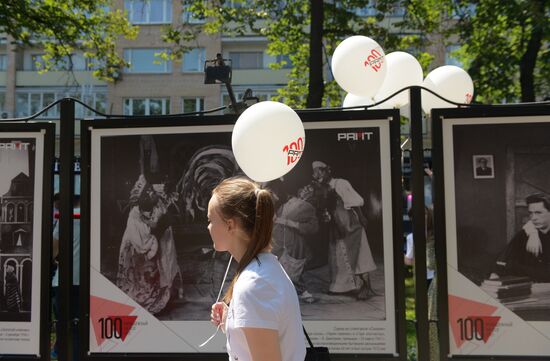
[455,0,549,102]
[166,0,431,108]
[0,0,138,81]
[405,0,550,103]
[170,0,549,106]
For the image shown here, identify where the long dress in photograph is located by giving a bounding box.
[328,179,377,293]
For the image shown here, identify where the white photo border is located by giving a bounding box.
[441,114,550,358]
[83,115,403,358]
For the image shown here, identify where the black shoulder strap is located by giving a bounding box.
[302,325,315,348]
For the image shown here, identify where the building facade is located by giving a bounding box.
[0,1,458,149]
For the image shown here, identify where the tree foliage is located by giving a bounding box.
[0,0,137,81]
[459,0,549,102]
[403,0,549,103]
[167,0,548,106]
[168,0,430,108]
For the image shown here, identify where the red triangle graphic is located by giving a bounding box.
[448,295,499,349]
[90,295,136,347]
[470,315,501,343]
[107,315,138,341]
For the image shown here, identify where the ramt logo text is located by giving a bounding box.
[364,48,384,73]
[0,142,30,150]
[337,132,374,141]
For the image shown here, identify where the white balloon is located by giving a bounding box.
[422,65,474,114]
[232,101,305,182]
[374,51,423,108]
[342,93,374,110]
[331,35,387,98]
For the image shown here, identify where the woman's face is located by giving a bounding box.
[207,195,231,252]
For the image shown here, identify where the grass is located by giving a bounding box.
[405,266,417,361]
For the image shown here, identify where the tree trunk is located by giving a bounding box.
[306,0,324,108]
[519,0,545,102]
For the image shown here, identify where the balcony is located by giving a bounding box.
[15,71,106,87]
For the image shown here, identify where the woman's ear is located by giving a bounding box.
[226,218,236,233]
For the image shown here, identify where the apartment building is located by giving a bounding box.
[0,0,293,122]
[0,1,461,125]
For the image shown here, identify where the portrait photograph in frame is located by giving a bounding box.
[81,110,405,359]
[432,106,550,360]
[473,154,494,179]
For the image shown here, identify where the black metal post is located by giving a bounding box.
[59,99,75,361]
[225,82,239,111]
[409,86,430,361]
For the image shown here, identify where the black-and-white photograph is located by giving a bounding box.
[0,138,35,322]
[96,123,388,322]
[473,154,494,179]
[452,120,550,321]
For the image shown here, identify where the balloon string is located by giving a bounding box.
[198,255,233,348]
[199,326,220,348]
[216,256,233,303]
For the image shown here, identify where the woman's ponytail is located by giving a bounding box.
[214,177,275,304]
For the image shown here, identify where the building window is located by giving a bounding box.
[0,92,5,115]
[355,5,377,17]
[31,54,46,71]
[228,0,249,8]
[182,48,206,72]
[16,92,56,117]
[15,90,107,118]
[182,5,205,24]
[124,98,170,115]
[356,2,404,17]
[275,55,292,69]
[65,53,91,71]
[0,54,7,71]
[452,3,477,19]
[124,48,172,73]
[79,92,108,117]
[445,45,462,67]
[182,97,204,113]
[390,5,405,17]
[229,52,263,69]
[29,53,91,71]
[124,0,172,24]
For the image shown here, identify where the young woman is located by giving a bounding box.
[209,177,306,361]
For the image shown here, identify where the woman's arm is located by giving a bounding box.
[242,327,282,361]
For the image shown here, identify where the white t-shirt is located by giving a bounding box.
[225,252,306,361]
[405,233,434,280]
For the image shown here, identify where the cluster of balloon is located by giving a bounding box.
[231,101,305,182]
[332,35,474,116]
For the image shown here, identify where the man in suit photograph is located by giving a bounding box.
[491,193,550,282]
[475,157,493,177]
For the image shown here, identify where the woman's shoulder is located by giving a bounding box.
[234,270,279,304]
[237,255,286,291]
[240,254,278,278]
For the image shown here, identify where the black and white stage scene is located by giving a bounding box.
[0,138,35,322]
[98,124,388,321]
